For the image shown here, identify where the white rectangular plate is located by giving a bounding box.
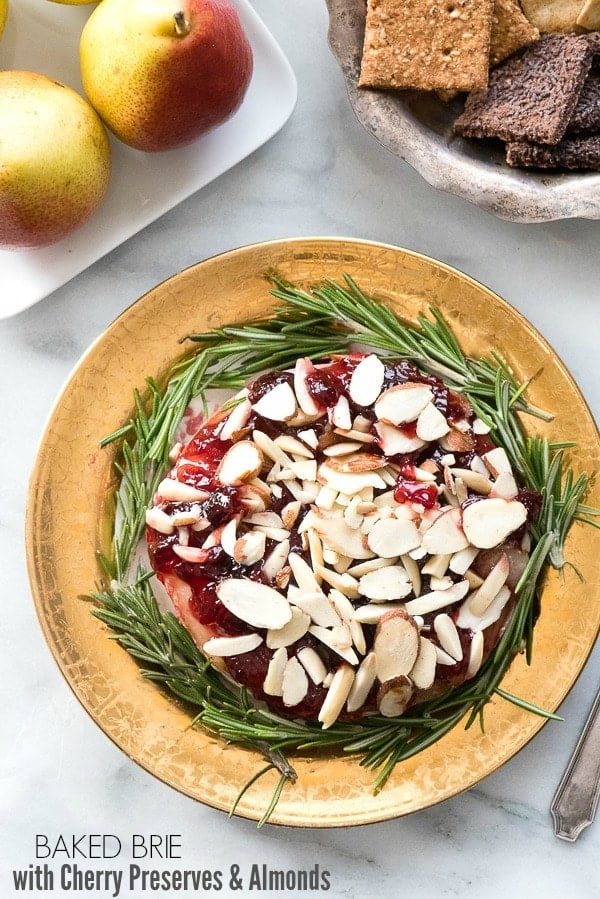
[0,0,297,319]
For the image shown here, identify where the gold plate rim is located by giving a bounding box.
[26,237,600,827]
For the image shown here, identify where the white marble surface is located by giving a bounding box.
[2,1,600,896]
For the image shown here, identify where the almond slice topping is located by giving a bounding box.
[346,652,377,713]
[367,517,421,558]
[373,610,420,682]
[468,552,510,616]
[293,357,321,416]
[416,402,450,441]
[266,606,311,649]
[263,647,288,696]
[404,579,469,616]
[467,631,485,677]
[216,578,292,630]
[408,637,437,690]
[374,382,434,425]
[252,381,297,421]
[318,664,355,729]
[219,396,252,441]
[146,507,175,535]
[297,646,328,685]
[462,498,527,549]
[216,440,263,486]
[433,613,463,661]
[358,565,413,601]
[374,420,427,456]
[420,507,470,555]
[203,633,263,657]
[156,478,209,503]
[282,656,309,707]
[349,354,385,406]
[377,676,414,717]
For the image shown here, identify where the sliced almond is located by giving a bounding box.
[347,556,399,578]
[220,517,239,557]
[314,564,360,600]
[146,507,175,535]
[156,478,209,503]
[330,395,352,430]
[297,427,319,449]
[468,552,510,616]
[219,397,252,441]
[292,591,341,628]
[404,579,470,615]
[367,517,421,558]
[266,606,311,649]
[170,506,204,527]
[450,468,492,495]
[377,675,414,717]
[434,645,457,666]
[346,652,377,712]
[216,440,263,486]
[467,631,485,677]
[245,511,283,528]
[439,427,474,453]
[375,382,433,425]
[430,575,454,591]
[349,354,385,406]
[373,610,420,682]
[359,565,413,601]
[294,357,321,416]
[282,656,309,707]
[263,647,288,696]
[252,429,293,468]
[297,646,328,685]
[433,613,463,661]
[288,551,322,592]
[326,452,388,473]
[416,402,450,441]
[472,417,491,435]
[482,446,513,478]
[318,664,355,729]
[252,381,297,421]
[263,539,290,582]
[448,545,479,575]
[315,484,339,510]
[400,552,422,597]
[216,578,292,630]
[375,420,427,455]
[289,459,318,481]
[462,498,527,549]
[408,637,437,690]
[172,544,211,563]
[421,552,452,578]
[489,471,518,500]
[421,507,470,555]
[456,584,511,632]
[318,461,386,495]
[274,433,315,458]
[323,440,364,457]
[311,511,374,560]
[354,602,407,624]
[203,633,263,657]
[333,427,376,444]
[281,500,302,530]
[309,625,359,665]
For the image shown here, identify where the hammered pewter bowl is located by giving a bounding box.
[325,0,600,222]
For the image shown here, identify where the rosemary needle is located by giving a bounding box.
[94,274,598,824]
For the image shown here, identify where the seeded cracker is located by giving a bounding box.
[453,34,594,144]
[359,0,494,93]
[506,134,600,168]
[490,0,540,67]
[568,71,600,132]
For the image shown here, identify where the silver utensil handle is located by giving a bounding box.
[551,688,600,841]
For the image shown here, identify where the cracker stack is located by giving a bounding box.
[454,33,600,169]
[359,0,539,94]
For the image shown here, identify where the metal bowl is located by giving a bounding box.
[325,0,600,222]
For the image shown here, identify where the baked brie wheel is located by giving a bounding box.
[146,353,537,728]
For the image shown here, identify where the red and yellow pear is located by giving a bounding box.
[0,71,111,249]
[79,0,253,153]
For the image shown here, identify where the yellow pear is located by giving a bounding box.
[0,71,111,249]
[80,0,253,152]
[0,0,8,39]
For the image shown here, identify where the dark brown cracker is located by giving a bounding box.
[506,134,600,168]
[490,0,540,68]
[453,34,594,143]
[359,0,494,93]
[568,71,600,132]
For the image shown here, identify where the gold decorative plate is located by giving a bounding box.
[26,238,600,827]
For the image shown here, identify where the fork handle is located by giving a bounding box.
[551,689,600,841]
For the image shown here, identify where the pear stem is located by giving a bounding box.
[173,11,190,37]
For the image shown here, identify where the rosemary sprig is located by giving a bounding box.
[94,274,597,824]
